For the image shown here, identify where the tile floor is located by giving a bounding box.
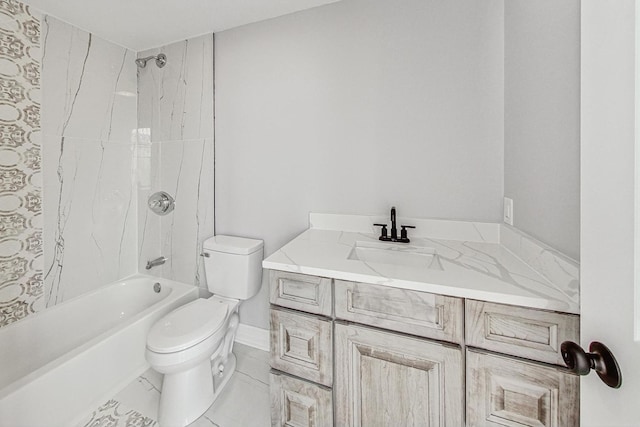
[78,343,271,427]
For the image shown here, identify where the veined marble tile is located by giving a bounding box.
[86,343,270,427]
[137,34,214,142]
[42,136,137,305]
[500,224,579,299]
[195,366,270,427]
[136,33,215,289]
[138,139,215,287]
[264,225,580,314]
[109,369,163,422]
[41,15,137,143]
[40,16,138,306]
[137,140,161,276]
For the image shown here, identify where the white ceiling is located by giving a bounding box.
[23,0,341,51]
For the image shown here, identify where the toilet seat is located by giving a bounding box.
[147,298,230,353]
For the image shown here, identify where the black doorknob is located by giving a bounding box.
[560,341,622,388]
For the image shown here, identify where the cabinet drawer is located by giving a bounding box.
[269,270,332,316]
[270,372,333,427]
[334,280,463,343]
[465,300,579,365]
[270,308,333,386]
[466,349,579,427]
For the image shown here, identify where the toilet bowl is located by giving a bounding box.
[146,297,239,426]
[145,235,263,427]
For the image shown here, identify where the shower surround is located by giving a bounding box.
[0,0,215,327]
[41,15,138,306]
[137,35,215,288]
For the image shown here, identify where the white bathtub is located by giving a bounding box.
[0,275,198,427]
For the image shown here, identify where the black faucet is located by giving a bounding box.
[374,206,415,243]
[390,206,398,240]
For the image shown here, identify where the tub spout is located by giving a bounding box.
[146,256,166,270]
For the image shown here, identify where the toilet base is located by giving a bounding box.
[157,354,237,427]
[212,353,236,403]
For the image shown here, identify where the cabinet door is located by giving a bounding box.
[270,308,333,386]
[335,323,464,427]
[270,372,333,427]
[467,349,579,427]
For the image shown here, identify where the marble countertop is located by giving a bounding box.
[263,214,580,315]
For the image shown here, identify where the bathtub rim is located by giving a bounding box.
[0,274,196,399]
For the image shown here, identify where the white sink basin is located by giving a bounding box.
[347,241,436,268]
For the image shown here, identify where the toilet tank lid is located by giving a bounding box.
[203,235,263,255]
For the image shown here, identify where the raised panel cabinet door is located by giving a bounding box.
[270,372,333,427]
[467,349,579,427]
[269,270,333,316]
[466,300,579,366]
[334,280,463,344]
[335,322,464,427]
[270,308,333,386]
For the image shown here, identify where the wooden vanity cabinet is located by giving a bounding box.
[268,270,580,427]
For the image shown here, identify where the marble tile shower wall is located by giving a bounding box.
[0,1,42,326]
[137,34,214,288]
[41,16,138,306]
[0,6,214,327]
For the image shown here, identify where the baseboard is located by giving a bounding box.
[235,323,270,352]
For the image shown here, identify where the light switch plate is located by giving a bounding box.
[503,197,514,226]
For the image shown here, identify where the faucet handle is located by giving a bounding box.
[373,223,388,239]
[400,225,416,241]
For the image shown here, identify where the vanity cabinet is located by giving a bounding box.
[268,270,580,427]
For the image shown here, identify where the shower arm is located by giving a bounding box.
[135,53,167,68]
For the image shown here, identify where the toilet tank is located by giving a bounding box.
[202,235,264,300]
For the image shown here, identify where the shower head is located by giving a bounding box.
[136,53,167,68]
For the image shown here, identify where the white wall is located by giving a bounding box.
[504,0,580,260]
[215,0,505,328]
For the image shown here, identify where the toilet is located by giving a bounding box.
[145,235,263,427]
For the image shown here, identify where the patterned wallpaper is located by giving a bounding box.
[0,0,42,327]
